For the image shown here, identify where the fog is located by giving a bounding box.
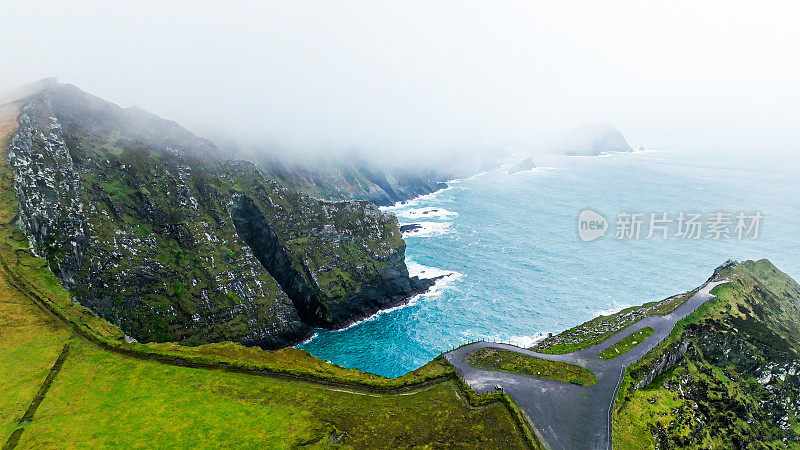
[2,1,799,162]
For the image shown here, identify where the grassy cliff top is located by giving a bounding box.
[598,327,654,360]
[466,348,598,386]
[614,259,800,448]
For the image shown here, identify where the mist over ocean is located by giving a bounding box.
[299,150,800,377]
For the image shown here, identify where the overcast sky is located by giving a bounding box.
[1,1,799,158]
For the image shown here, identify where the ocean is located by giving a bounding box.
[299,150,800,377]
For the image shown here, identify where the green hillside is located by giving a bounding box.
[614,260,800,448]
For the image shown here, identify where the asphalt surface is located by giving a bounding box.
[445,280,727,450]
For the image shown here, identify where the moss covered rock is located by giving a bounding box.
[6,83,430,348]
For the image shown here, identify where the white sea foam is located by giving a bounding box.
[380,167,502,211]
[558,148,646,159]
[381,185,454,211]
[507,333,550,348]
[295,332,319,346]
[406,261,462,280]
[479,332,550,348]
[396,207,458,220]
[400,221,452,238]
[598,148,655,158]
[508,166,556,175]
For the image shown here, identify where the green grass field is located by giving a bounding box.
[598,327,654,360]
[0,264,71,442]
[18,339,528,448]
[465,348,598,386]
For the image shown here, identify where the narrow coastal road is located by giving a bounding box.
[445,280,727,450]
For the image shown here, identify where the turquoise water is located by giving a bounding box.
[299,150,800,377]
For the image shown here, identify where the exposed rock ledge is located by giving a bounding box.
[633,341,692,390]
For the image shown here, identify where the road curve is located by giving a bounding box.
[445,280,727,450]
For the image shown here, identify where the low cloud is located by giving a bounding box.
[2,1,799,162]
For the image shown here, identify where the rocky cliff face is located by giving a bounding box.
[223,161,434,328]
[256,157,449,206]
[6,83,430,348]
[8,92,88,288]
[240,148,503,206]
[632,341,691,390]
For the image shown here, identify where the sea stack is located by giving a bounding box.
[561,123,633,156]
[507,157,536,174]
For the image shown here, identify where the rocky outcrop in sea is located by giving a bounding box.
[507,157,536,174]
[561,123,633,156]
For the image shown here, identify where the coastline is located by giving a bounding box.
[380,163,505,212]
[298,264,464,344]
[295,172,475,347]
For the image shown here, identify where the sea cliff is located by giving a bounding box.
[5,83,432,348]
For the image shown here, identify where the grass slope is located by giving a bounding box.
[598,327,654,360]
[0,263,71,443]
[466,348,598,386]
[20,339,528,448]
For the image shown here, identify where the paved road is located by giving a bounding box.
[445,280,727,450]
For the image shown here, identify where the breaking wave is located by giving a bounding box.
[400,221,453,238]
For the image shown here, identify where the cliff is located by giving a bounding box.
[615,259,800,448]
[5,83,431,348]
[227,144,505,206]
[258,156,450,206]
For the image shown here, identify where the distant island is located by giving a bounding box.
[561,123,633,156]
[507,157,536,174]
